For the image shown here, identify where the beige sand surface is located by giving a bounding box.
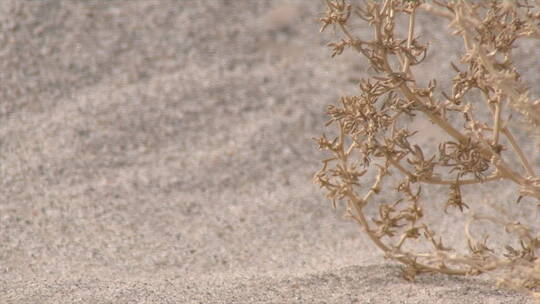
[0,1,538,303]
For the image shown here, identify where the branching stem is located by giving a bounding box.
[316,0,540,292]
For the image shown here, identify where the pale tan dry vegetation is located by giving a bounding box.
[314,0,540,298]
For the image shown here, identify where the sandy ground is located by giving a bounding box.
[0,1,539,303]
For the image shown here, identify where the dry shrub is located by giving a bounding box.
[314,0,540,298]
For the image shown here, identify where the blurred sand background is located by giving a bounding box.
[0,1,539,303]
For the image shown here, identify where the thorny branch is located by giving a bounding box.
[315,0,540,298]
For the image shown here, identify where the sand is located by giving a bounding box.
[0,1,538,303]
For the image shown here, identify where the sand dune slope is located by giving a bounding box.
[0,1,537,303]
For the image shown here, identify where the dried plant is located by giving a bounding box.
[314,0,540,298]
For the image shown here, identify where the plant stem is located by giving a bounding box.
[402,7,416,75]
